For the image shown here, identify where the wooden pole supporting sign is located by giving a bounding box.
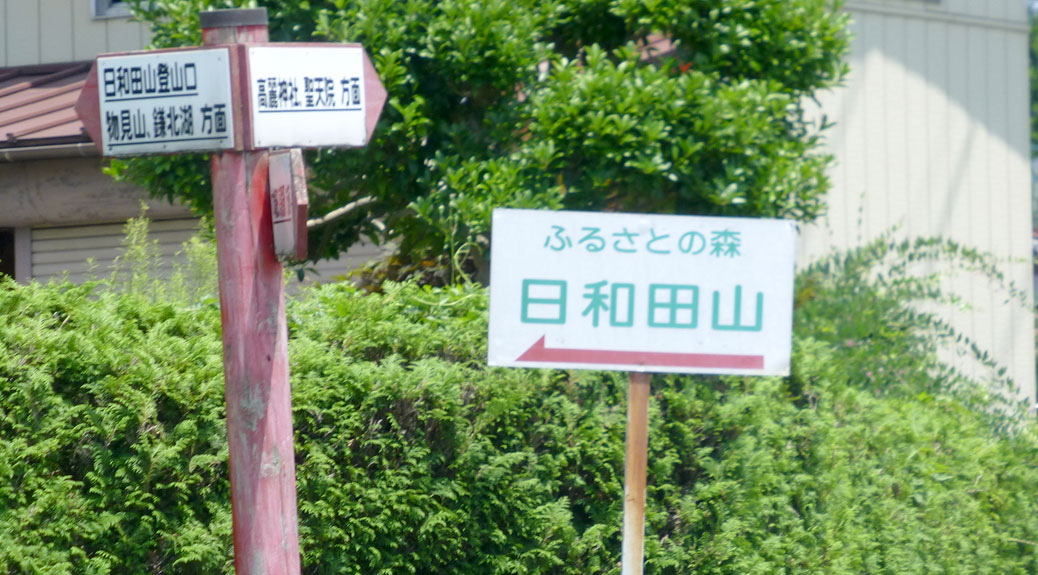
[200,12,302,574]
[75,8,387,574]
[622,372,651,575]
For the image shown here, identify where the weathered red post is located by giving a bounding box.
[201,9,302,575]
[74,7,386,572]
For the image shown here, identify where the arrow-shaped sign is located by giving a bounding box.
[75,47,240,156]
[245,44,387,149]
[516,336,765,370]
[75,43,388,156]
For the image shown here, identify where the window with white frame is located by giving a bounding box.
[92,0,132,19]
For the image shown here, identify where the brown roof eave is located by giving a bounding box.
[0,61,94,159]
[0,140,98,162]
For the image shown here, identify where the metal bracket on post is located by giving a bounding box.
[269,148,309,262]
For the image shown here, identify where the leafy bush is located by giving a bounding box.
[1,236,1036,573]
[114,0,848,280]
[0,280,230,574]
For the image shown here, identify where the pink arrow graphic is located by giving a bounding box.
[516,336,765,370]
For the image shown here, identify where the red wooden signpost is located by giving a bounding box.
[75,8,386,574]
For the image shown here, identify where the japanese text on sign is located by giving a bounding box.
[102,61,198,98]
[520,280,763,332]
[248,46,367,148]
[96,49,234,156]
[488,209,796,375]
[543,225,742,257]
[255,76,362,112]
[271,180,292,224]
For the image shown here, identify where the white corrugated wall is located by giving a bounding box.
[31,218,201,284]
[286,241,388,291]
[801,0,1035,399]
[304,241,386,282]
[31,217,387,289]
[0,0,150,67]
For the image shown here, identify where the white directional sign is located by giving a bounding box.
[248,46,367,148]
[488,209,796,375]
[96,49,235,156]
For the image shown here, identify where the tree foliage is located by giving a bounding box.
[1,227,1035,574]
[113,0,848,280]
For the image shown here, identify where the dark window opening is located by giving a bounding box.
[0,230,14,279]
[92,0,131,19]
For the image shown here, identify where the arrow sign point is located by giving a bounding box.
[362,50,386,144]
[516,335,765,370]
[516,335,549,362]
[74,60,102,153]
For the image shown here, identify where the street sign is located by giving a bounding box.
[80,48,235,156]
[488,208,796,375]
[246,45,386,148]
[72,10,391,575]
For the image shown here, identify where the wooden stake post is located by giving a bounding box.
[622,372,651,575]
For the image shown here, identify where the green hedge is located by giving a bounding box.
[1,241,1036,574]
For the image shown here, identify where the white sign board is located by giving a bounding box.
[97,49,234,155]
[488,209,796,375]
[248,46,366,148]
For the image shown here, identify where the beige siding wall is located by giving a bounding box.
[285,241,387,292]
[31,218,201,284]
[0,0,149,67]
[305,242,386,283]
[3,157,384,289]
[0,158,192,228]
[309,239,388,280]
[802,1,1035,399]
[848,0,1025,23]
[29,215,386,290]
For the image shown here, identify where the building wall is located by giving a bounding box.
[801,0,1035,398]
[24,217,384,287]
[0,157,383,287]
[31,218,201,284]
[0,157,191,229]
[0,0,149,67]
[299,242,387,284]
[847,0,1024,22]
[0,156,193,284]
